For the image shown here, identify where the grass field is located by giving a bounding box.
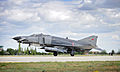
[0,61,120,72]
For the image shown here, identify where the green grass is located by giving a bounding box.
[0,61,120,72]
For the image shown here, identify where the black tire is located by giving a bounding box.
[53,52,57,56]
[70,53,74,56]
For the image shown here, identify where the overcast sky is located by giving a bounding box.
[0,0,120,52]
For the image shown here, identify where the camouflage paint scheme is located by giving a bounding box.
[13,33,100,56]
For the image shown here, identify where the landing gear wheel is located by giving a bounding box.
[70,53,74,56]
[53,52,57,56]
[70,50,74,56]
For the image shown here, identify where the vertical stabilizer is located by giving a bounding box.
[78,35,98,46]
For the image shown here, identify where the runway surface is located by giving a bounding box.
[0,56,120,62]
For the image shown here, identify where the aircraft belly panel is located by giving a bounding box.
[79,45,93,49]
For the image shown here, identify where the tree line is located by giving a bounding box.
[0,43,120,55]
[0,48,120,55]
[0,47,54,55]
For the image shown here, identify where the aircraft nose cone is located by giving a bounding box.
[12,36,21,40]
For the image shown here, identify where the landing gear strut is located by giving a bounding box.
[53,52,58,56]
[70,50,74,56]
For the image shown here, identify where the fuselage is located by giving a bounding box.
[13,34,95,50]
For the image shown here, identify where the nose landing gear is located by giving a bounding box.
[70,50,74,56]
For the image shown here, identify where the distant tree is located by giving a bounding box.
[47,52,53,55]
[77,51,84,55]
[0,46,5,55]
[117,49,120,54]
[26,47,30,55]
[89,51,93,54]
[0,49,5,55]
[13,49,18,55]
[34,48,37,55]
[18,42,22,55]
[24,48,27,55]
[7,48,15,55]
[36,52,42,55]
[29,47,37,55]
[21,48,23,52]
[100,50,107,54]
[30,48,34,55]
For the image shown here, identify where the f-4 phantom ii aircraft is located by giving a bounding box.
[13,33,102,56]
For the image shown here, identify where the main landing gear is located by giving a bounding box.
[70,50,74,56]
[53,52,58,56]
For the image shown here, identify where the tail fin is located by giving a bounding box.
[78,35,98,46]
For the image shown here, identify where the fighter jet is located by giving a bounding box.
[13,33,102,56]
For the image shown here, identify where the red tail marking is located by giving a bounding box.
[91,38,94,40]
[72,42,74,46]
